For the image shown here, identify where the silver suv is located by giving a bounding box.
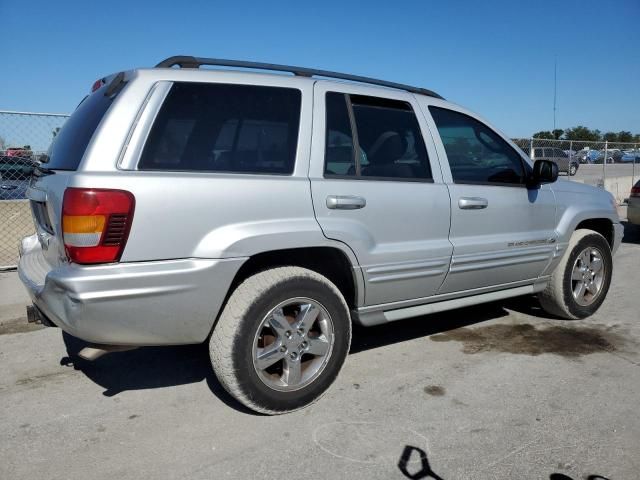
[19,56,623,414]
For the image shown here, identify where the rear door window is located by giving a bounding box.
[324,93,356,176]
[44,85,116,170]
[139,83,302,174]
[324,92,432,181]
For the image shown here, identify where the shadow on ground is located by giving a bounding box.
[61,302,509,412]
[398,444,444,479]
[621,220,640,244]
[395,447,611,479]
[61,333,252,410]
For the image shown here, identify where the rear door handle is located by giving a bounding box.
[458,197,488,210]
[326,195,366,210]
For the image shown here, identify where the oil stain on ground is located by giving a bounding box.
[423,385,446,396]
[430,323,626,358]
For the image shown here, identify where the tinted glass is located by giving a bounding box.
[534,148,544,158]
[45,86,115,170]
[324,93,355,176]
[139,83,301,174]
[324,94,431,180]
[429,107,526,185]
[352,96,431,180]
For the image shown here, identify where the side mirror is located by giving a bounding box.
[530,159,558,186]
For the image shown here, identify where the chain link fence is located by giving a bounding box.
[1,110,639,268]
[0,111,69,268]
[512,137,640,182]
[512,137,640,207]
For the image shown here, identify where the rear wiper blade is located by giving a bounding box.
[33,164,56,176]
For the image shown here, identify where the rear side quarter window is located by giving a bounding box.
[45,85,116,170]
[138,83,302,174]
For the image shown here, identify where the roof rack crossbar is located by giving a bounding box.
[155,56,443,99]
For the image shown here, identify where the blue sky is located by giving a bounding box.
[1,0,638,138]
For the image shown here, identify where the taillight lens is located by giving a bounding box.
[62,188,135,264]
[631,186,640,198]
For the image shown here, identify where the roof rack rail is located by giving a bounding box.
[155,56,444,99]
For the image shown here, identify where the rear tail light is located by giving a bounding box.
[631,186,640,198]
[62,188,135,264]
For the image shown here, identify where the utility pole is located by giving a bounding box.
[553,57,557,131]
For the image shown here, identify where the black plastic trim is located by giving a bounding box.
[323,174,435,183]
[155,55,444,99]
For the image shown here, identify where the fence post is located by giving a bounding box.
[529,138,534,159]
[633,143,637,187]
[569,140,573,180]
[602,140,608,186]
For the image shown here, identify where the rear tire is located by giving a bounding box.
[569,164,577,176]
[538,229,612,319]
[209,266,351,414]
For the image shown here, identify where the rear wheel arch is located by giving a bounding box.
[220,246,361,318]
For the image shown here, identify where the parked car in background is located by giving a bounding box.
[597,149,622,163]
[628,180,640,225]
[0,156,36,180]
[5,146,33,160]
[532,147,579,175]
[0,156,36,200]
[621,150,640,163]
[575,150,590,164]
[0,179,29,200]
[585,149,618,164]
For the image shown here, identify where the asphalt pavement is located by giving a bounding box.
[1,223,639,480]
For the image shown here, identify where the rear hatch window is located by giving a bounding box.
[43,85,116,170]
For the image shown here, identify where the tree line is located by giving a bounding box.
[532,126,640,143]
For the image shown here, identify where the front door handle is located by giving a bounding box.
[326,195,366,210]
[458,197,488,210]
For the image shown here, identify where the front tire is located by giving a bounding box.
[538,229,612,319]
[209,267,351,414]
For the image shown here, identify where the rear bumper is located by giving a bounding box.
[18,236,245,345]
